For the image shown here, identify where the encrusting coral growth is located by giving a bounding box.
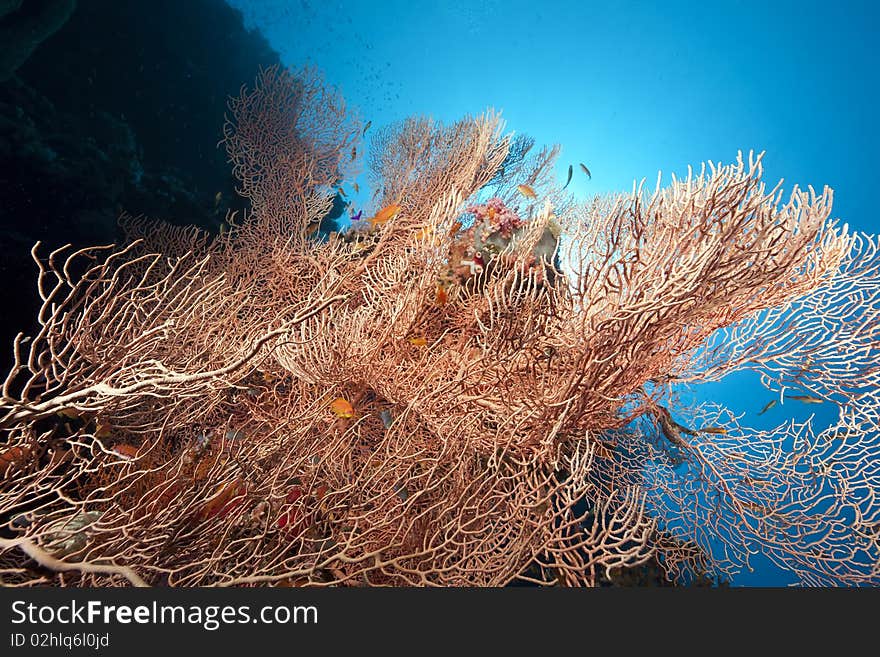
[1,65,878,587]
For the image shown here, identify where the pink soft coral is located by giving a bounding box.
[466,197,524,238]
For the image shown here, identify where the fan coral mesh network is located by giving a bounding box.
[1,65,878,587]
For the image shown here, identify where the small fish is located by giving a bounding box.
[337,186,347,198]
[306,222,320,236]
[353,182,360,194]
[435,285,448,306]
[413,226,435,241]
[369,203,402,227]
[219,223,227,236]
[408,336,428,346]
[362,120,371,135]
[579,163,591,179]
[111,444,140,460]
[563,164,573,189]
[56,408,83,419]
[214,191,223,208]
[351,145,357,161]
[200,478,246,520]
[699,426,728,435]
[330,397,355,418]
[517,183,537,199]
[43,511,103,558]
[0,445,31,473]
[448,220,463,236]
[758,399,777,415]
[315,484,329,500]
[379,409,394,429]
[394,483,409,501]
[786,394,825,404]
[350,209,363,222]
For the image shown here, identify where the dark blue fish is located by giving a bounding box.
[563,164,573,189]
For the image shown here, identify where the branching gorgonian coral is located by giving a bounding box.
[0,64,877,587]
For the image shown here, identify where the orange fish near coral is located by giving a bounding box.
[111,444,140,460]
[200,478,246,520]
[0,445,30,475]
[369,203,402,227]
[435,285,448,306]
[330,397,355,419]
[408,337,428,346]
[517,184,537,199]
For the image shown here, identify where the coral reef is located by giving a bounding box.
[1,65,878,587]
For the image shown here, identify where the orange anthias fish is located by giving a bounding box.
[517,184,537,199]
[0,445,31,474]
[369,203,402,227]
[200,478,247,520]
[111,444,140,460]
[435,285,448,306]
[408,336,428,346]
[330,397,355,418]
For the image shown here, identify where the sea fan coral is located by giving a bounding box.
[1,65,878,587]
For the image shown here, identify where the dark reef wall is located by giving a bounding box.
[0,0,280,370]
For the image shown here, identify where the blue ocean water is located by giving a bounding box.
[223,0,878,586]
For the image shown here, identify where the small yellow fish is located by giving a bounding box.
[330,397,355,418]
[56,408,83,419]
[369,203,402,227]
[758,399,777,415]
[579,163,592,179]
[699,426,728,435]
[362,120,371,135]
[408,337,428,346]
[517,184,537,199]
[786,394,825,404]
[214,191,223,207]
[413,226,436,241]
[219,223,227,236]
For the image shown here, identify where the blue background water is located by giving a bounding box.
[225,0,878,585]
